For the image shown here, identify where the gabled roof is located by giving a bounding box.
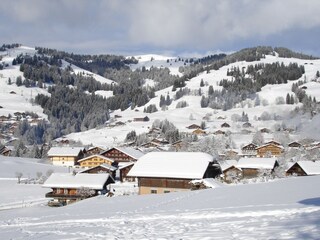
[47,147,84,157]
[127,152,213,179]
[79,163,117,173]
[118,162,135,170]
[42,173,113,189]
[77,154,114,163]
[218,160,238,172]
[256,143,284,150]
[101,147,144,159]
[289,161,320,175]
[237,157,278,170]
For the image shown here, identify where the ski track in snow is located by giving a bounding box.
[1,204,319,239]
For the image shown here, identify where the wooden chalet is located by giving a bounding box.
[47,147,84,166]
[286,161,320,176]
[192,128,207,136]
[236,157,278,178]
[77,154,114,168]
[288,141,302,148]
[242,122,252,128]
[186,124,201,129]
[256,143,284,157]
[265,140,281,146]
[260,128,271,133]
[0,146,13,156]
[141,138,169,148]
[118,162,135,182]
[100,147,144,164]
[43,173,114,206]
[218,160,242,183]
[85,146,106,156]
[214,130,225,135]
[127,152,221,195]
[221,122,230,128]
[171,140,188,151]
[79,164,117,179]
[241,143,258,156]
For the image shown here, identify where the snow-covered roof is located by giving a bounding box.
[256,143,284,150]
[127,152,213,179]
[118,162,135,170]
[103,147,144,159]
[47,147,84,157]
[293,161,320,175]
[78,163,117,173]
[218,160,238,172]
[77,154,114,163]
[42,173,112,189]
[191,178,224,188]
[237,157,278,170]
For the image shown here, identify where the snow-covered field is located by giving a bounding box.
[0,174,319,239]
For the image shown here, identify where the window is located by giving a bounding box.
[151,189,157,194]
[164,190,170,194]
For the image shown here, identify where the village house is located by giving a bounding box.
[77,154,114,168]
[288,141,302,148]
[127,152,221,195]
[85,146,106,156]
[241,143,258,156]
[192,128,207,136]
[79,164,117,179]
[47,147,84,166]
[256,143,284,157]
[242,122,252,128]
[0,145,13,156]
[236,157,279,178]
[286,161,320,176]
[260,128,271,133]
[118,162,135,182]
[213,130,225,135]
[218,160,242,183]
[43,173,114,206]
[186,124,201,129]
[221,122,231,128]
[100,147,144,164]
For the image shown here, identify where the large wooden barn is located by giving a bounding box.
[127,152,221,195]
[256,143,284,157]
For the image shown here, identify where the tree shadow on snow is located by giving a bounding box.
[298,197,320,206]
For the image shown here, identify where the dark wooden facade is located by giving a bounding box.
[86,146,105,156]
[101,148,136,163]
[81,165,116,179]
[139,177,192,189]
[119,164,135,182]
[288,142,302,148]
[286,163,307,176]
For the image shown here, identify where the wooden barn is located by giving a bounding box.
[127,152,221,195]
[43,173,114,206]
[236,157,278,178]
[286,161,320,176]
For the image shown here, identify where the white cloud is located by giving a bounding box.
[0,0,320,54]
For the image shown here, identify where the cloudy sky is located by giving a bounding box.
[1,0,320,56]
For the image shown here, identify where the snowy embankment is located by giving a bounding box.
[0,176,319,239]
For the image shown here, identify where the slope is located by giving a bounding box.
[0,176,319,239]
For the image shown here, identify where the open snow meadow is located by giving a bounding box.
[0,156,319,239]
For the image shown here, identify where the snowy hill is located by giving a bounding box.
[66,54,320,147]
[0,46,48,118]
[130,53,191,77]
[0,174,319,239]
